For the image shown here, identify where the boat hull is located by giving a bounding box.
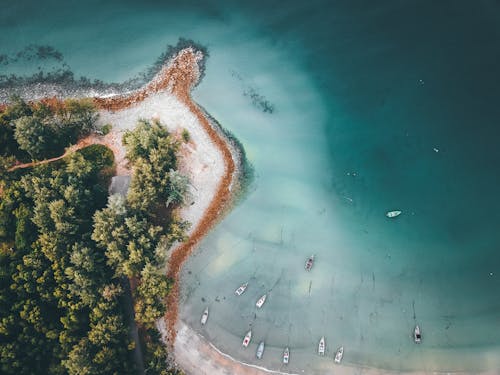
[256,294,267,308]
[334,346,344,363]
[414,325,422,343]
[386,210,402,218]
[283,348,289,364]
[235,282,248,296]
[242,331,252,347]
[200,310,208,325]
[318,337,325,355]
[256,342,265,359]
[305,255,315,271]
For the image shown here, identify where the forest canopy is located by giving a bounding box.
[0,96,96,161]
[0,99,187,375]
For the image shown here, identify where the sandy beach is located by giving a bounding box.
[174,320,500,375]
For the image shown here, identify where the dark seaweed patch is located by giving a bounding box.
[0,38,209,102]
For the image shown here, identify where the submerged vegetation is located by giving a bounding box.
[0,99,187,374]
[0,39,208,102]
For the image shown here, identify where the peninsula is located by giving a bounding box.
[0,45,242,374]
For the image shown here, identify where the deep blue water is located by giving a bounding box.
[1,1,499,372]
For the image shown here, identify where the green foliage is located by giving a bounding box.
[0,144,134,374]
[122,119,170,162]
[181,128,190,143]
[60,98,97,136]
[1,113,189,374]
[166,169,190,207]
[123,119,190,217]
[0,96,32,159]
[101,123,112,135]
[14,115,52,159]
[2,97,98,161]
[134,262,171,328]
[93,205,163,278]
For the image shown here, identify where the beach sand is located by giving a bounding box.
[174,320,500,375]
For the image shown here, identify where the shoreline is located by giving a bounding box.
[1,46,243,371]
[91,48,241,344]
[174,321,500,375]
[5,46,494,375]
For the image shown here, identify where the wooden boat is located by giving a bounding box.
[414,325,421,343]
[334,346,344,363]
[235,282,248,296]
[318,336,325,355]
[386,210,402,218]
[305,255,315,271]
[255,294,267,308]
[242,330,252,347]
[200,307,209,325]
[256,341,265,359]
[283,347,290,364]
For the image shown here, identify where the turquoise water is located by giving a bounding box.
[1,1,500,373]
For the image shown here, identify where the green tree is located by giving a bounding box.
[122,119,170,162]
[14,115,53,159]
[0,96,32,159]
[134,262,170,328]
[166,169,189,207]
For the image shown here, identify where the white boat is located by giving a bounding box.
[414,325,421,343]
[242,330,252,347]
[305,255,315,271]
[334,346,344,363]
[318,336,325,355]
[283,347,290,364]
[386,210,402,218]
[256,341,265,359]
[255,294,267,308]
[235,282,248,296]
[200,307,209,325]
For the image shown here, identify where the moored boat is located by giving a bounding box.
[200,307,209,325]
[318,336,325,355]
[255,294,267,308]
[256,341,265,359]
[334,346,344,363]
[242,330,252,347]
[305,255,315,271]
[414,325,421,343]
[235,282,248,296]
[386,210,402,218]
[283,347,290,364]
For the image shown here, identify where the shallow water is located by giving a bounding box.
[1,1,500,373]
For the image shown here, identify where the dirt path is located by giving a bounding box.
[8,144,85,171]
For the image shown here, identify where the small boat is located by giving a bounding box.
[256,341,265,359]
[318,336,325,355]
[334,346,344,363]
[200,307,209,325]
[386,210,402,218]
[305,255,315,271]
[283,347,290,364]
[242,330,252,347]
[414,325,422,343]
[235,282,248,296]
[255,294,267,308]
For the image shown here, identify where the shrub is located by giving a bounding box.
[181,128,190,143]
[101,124,112,135]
